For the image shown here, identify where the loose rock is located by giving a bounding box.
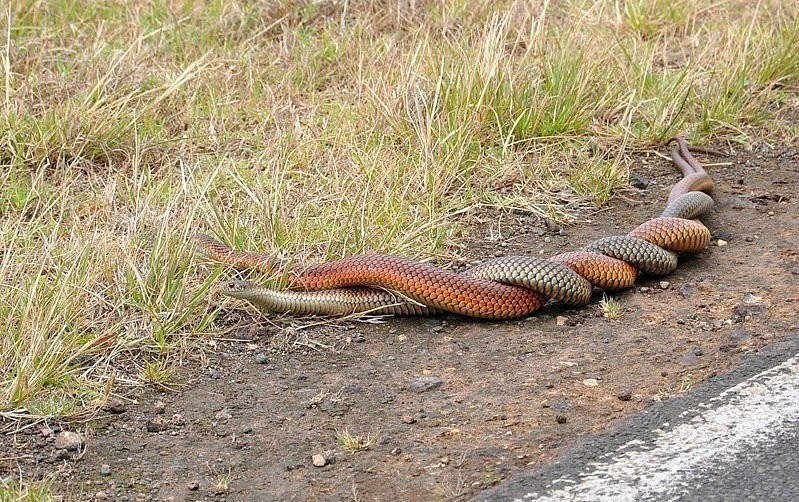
[95,491,108,500]
[106,398,127,414]
[630,174,649,189]
[402,415,417,424]
[555,414,568,424]
[146,417,169,433]
[659,281,670,289]
[312,453,327,467]
[678,284,697,298]
[153,401,165,415]
[616,390,633,401]
[100,464,112,476]
[254,353,268,364]
[187,480,200,491]
[215,408,233,421]
[555,316,567,326]
[582,378,599,387]
[409,376,443,393]
[54,431,83,451]
[717,239,727,247]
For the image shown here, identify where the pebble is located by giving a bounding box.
[170,413,185,426]
[352,334,366,342]
[402,415,417,424]
[732,303,766,323]
[640,286,651,293]
[555,414,568,424]
[146,417,169,433]
[312,453,327,467]
[630,174,650,189]
[100,464,112,476]
[717,239,728,247]
[555,316,567,326]
[106,398,127,414]
[582,378,599,387]
[391,447,402,455]
[694,347,705,356]
[616,390,633,401]
[54,431,83,451]
[209,369,221,379]
[659,281,670,289]
[254,353,268,364]
[398,334,407,342]
[678,284,697,298]
[409,376,443,393]
[153,401,166,415]
[215,408,233,421]
[95,491,108,500]
[187,480,200,491]
[741,293,762,304]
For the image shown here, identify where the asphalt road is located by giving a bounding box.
[477,335,799,502]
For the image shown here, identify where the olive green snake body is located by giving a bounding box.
[195,137,716,319]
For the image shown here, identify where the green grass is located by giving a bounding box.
[0,0,797,430]
[0,479,52,502]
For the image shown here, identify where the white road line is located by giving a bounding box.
[518,353,799,502]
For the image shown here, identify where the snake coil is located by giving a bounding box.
[195,137,716,319]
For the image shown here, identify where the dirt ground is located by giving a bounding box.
[3,138,798,501]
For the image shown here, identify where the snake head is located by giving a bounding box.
[218,279,255,297]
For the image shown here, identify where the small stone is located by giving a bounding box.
[398,334,407,342]
[39,425,53,437]
[312,453,327,467]
[555,316,567,326]
[391,447,402,455]
[402,415,417,424]
[146,417,169,433]
[54,431,83,451]
[555,414,568,424]
[95,491,108,500]
[153,401,166,414]
[732,303,766,323]
[640,287,651,293]
[254,353,268,364]
[106,398,127,414]
[616,390,633,401]
[214,408,232,421]
[209,369,221,379]
[717,239,727,247]
[187,480,200,491]
[741,293,762,304]
[170,413,185,426]
[409,376,443,393]
[659,281,670,290]
[661,370,669,377]
[582,378,599,387]
[100,464,112,476]
[630,174,649,189]
[694,347,704,356]
[745,236,754,242]
[352,334,366,343]
[678,284,697,298]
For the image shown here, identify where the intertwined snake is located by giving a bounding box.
[195,137,715,319]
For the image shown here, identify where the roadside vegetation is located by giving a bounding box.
[1,0,797,436]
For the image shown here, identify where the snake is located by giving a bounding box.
[194,136,716,319]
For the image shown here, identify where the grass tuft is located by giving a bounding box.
[336,428,377,454]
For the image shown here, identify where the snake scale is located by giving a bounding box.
[195,136,716,319]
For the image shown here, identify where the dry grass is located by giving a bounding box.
[336,428,377,454]
[0,0,797,427]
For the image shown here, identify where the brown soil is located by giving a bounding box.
[3,140,798,501]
